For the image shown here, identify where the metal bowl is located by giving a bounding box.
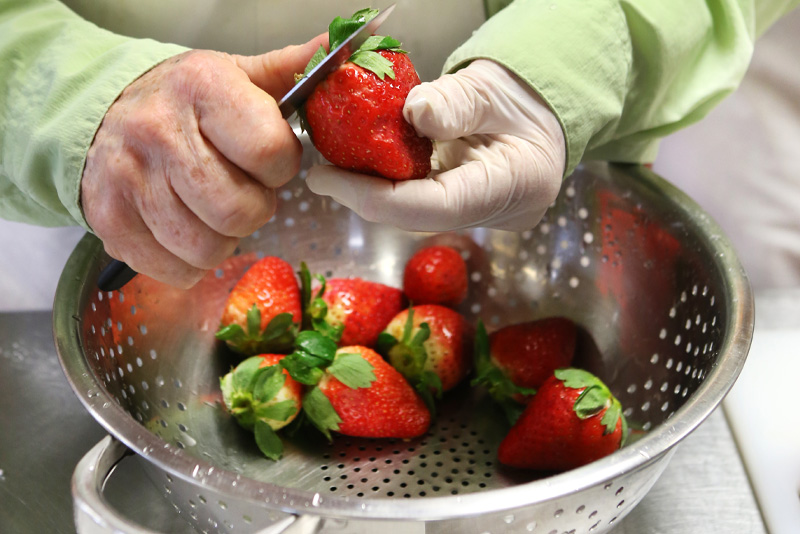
[55,137,754,534]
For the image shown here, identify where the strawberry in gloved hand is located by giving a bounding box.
[305,60,565,232]
[299,8,433,181]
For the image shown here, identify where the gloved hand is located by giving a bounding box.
[305,59,566,232]
[81,35,327,288]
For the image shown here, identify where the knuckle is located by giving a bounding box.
[252,130,301,186]
[214,190,274,237]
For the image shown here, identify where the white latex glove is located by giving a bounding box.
[305,59,566,231]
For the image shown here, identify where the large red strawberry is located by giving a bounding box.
[300,9,432,180]
[403,245,468,307]
[215,257,302,355]
[320,277,405,347]
[497,368,628,472]
[220,354,302,460]
[302,346,431,439]
[378,305,473,412]
[472,318,577,423]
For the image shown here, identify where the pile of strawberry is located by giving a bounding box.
[215,244,629,472]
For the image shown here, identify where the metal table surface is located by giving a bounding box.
[0,310,766,534]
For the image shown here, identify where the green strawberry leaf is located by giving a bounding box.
[387,307,430,380]
[246,304,262,337]
[415,380,438,419]
[413,370,443,418]
[262,313,294,341]
[252,365,285,403]
[214,323,245,343]
[256,399,298,423]
[328,8,378,51]
[328,353,376,389]
[254,420,283,461]
[555,368,599,390]
[219,373,234,407]
[314,317,344,342]
[573,385,608,419]
[232,356,266,392]
[279,352,325,385]
[376,332,398,355]
[295,330,338,362]
[302,386,342,441]
[601,398,622,435]
[499,399,526,426]
[303,45,328,77]
[350,50,396,80]
[473,321,492,376]
[357,35,406,53]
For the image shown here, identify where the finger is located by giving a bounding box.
[189,54,302,188]
[104,226,209,290]
[169,141,277,237]
[92,197,210,289]
[403,62,497,141]
[404,60,548,141]
[306,136,561,232]
[233,33,329,98]
[128,165,240,270]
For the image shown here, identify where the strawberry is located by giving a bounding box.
[220,354,302,460]
[215,257,302,355]
[303,345,431,439]
[320,277,405,347]
[403,245,468,307]
[472,318,577,423]
[299,9,432,180]
[497,368,628,472]
[378,304,473,413]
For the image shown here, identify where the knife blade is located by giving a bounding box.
[278,4,396,119]
[97,5,396,292]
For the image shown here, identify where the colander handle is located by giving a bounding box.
[72,436,323,534]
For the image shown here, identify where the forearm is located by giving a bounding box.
[449,0,799,175]
[0,0,186,228]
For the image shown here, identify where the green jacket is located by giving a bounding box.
[1,0,797,229]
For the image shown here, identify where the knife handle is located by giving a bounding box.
[97,260,138,292]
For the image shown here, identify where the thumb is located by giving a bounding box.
[233,33,328,98]
[403,62,496,141]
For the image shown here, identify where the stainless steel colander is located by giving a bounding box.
[54,135,754,534]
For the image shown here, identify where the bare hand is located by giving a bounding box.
[82,35,326,288]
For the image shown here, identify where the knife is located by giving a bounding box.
[97,4,396,292]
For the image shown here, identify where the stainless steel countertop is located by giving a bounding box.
[0,310,766,534]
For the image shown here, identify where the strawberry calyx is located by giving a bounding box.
[554,368,629,444]
[377,306,443,415]
[298,262,344,342]
[220,356,299,460]
[278,325,377,441]
[471,321,537,425]
[290,347,377,441]
[215,305,297,355]
[296,8,408,134]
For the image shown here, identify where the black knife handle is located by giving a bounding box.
[98,260,138,292]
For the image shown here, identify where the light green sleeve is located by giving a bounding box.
[0,0,187,229]
[447,0,800,176]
